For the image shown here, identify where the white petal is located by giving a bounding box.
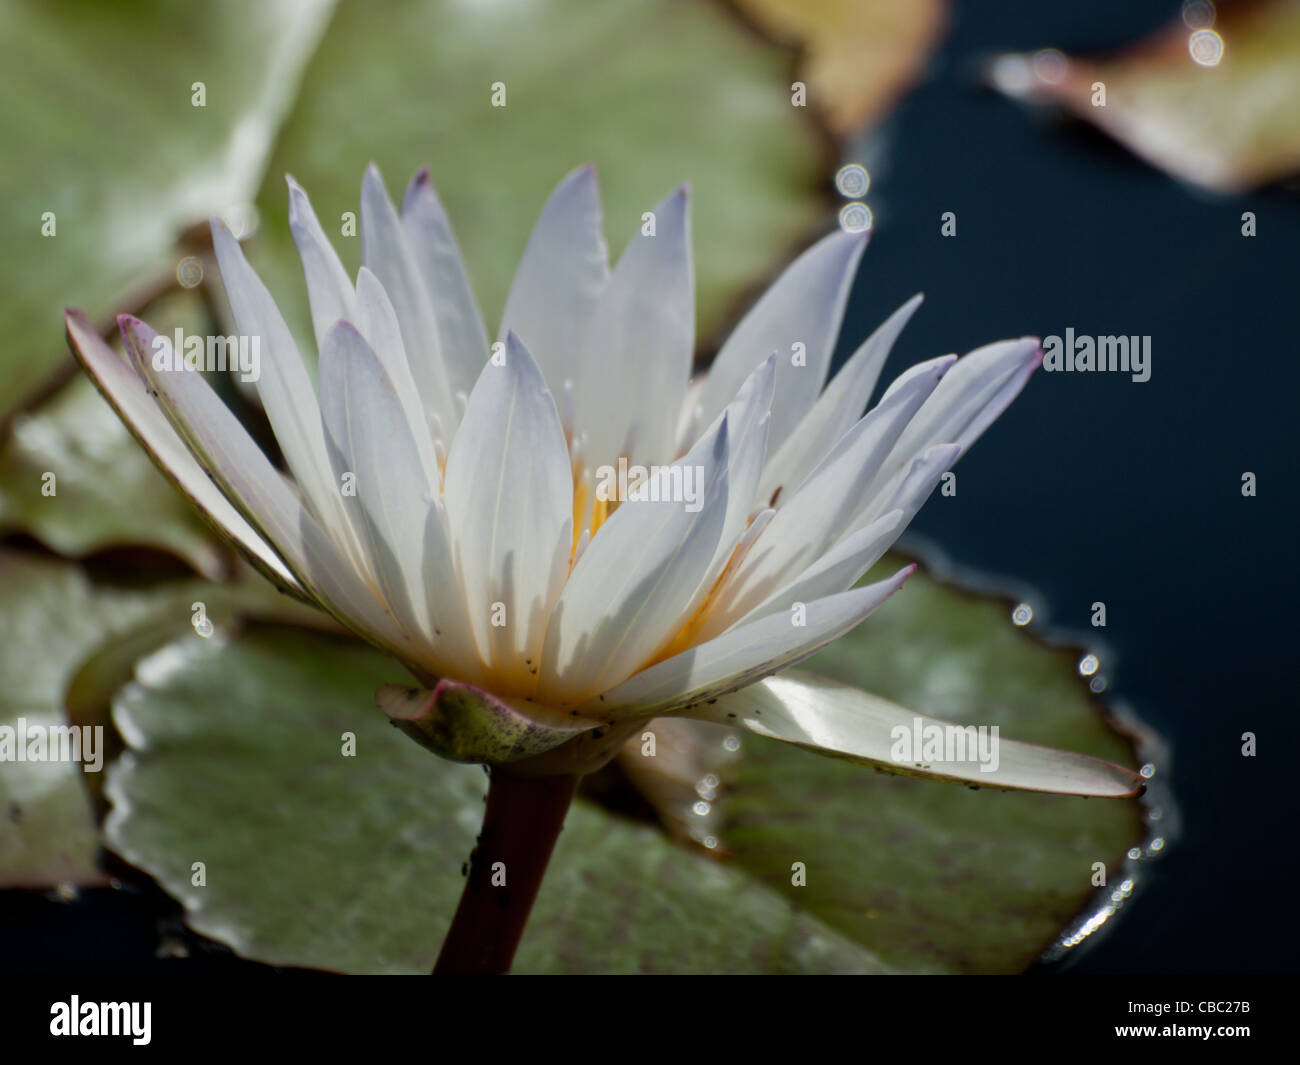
[695,230,867,453]
[422,498,484,684]
[573,185,693,469]
[401,167,490,393]
[117,316,411,656]
[353,267,443,485]
[585,565,913,717]
[850,441,962,535]
[701,356,950,637]
[318,321,436,646]
[442,332,574,682]
[736,509,905,626]
[757,293,923,506]
[699,354,774,587]
[66,311,301,596]
[286,175,356,354]
[689,672,1143,797]
[361,163,465,433]
[210,218,369,571]
[498,164,609,404]
[867,337,1041,501]
[539,416,731,706]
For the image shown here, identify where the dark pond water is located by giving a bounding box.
[846,0,1299,972]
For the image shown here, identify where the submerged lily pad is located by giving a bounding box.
[103,555,1145,973]
[989,0,1300,193]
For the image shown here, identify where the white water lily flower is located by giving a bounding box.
[67,163,1139,798]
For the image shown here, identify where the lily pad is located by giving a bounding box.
[105,626,886,973]
[103,556,1145,972]
[711,553,1146,973]
[0,548,312,887]
[0,550,201,886]
[733,0,949,134]
[0,376,219,578]
[989,0,1300,193]
[0,0,335,416]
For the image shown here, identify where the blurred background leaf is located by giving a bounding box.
[734,0,948,135]
[0,0,335,418]
[240,0,826,356]
[989,0,1300,193]
[0,292,226,575]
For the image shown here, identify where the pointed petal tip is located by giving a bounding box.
[412,164,431,186]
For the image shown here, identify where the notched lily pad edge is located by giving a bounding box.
[895,531,1179,968]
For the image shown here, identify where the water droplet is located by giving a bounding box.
[1182,1,1216,30]
[1089,675,1107,693]
[838,202,872,234]
[1078,653,1099,676]
[1011,602,1033,626]
[692,800,711,817]
[834,163,870,198]
[1149,836,1165,852]
[193,615,214,638]
[1127,846,1142,860]
[1139,763,1156,779]
[1188,28,1223,66]
[176,256,204,289]
[722,735,741,752]
[702,835,719,850]
[53,881,79,903]
[1032,48,1068,84]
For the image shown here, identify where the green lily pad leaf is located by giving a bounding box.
[0,0,335,416]
[989,0,1300,193]
[0,289,268,576]
[105,625,889,973]
[0,548,312,886]
[0,378,220,578]
[709,552,1147,973]
[242,0,824,354]
[0,550,202,886]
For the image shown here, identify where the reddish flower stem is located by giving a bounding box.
[433,770,580,974]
